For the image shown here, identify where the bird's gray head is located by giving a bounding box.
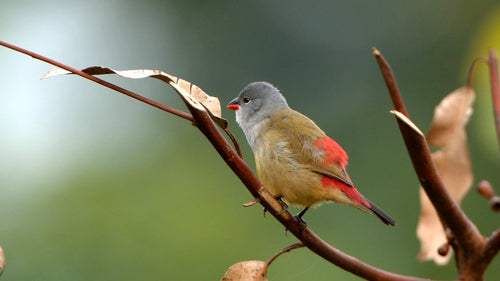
[227,81,289,131]
[227,82,289,149]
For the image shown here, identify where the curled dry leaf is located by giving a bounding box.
[416,86,475,265]
[42,67,227,128]
[0,244,5,276]
[221,260,268,281]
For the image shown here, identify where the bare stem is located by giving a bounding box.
[374,48,483,248]
[376,44,491,279]
[0,40,193,122]
[483,229,500,263]
[487,49,500,149]
[466,57,487,88]
[253,243,305,281]
[391,113,483,248]
[373,47,409,117]
[224,127,243,158]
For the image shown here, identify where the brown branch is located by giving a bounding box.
[483,229,500,263]
[373,48,477,240]
[487,48,500,149]
[390,112,483,249]
[2,40,432,281]
[373,49,484,252]
[466,57,486,88]
[188,104,430,281]
[373,47,409,117]
[0,40,193,122]
[223,127,243,158]
[375,45,498,279]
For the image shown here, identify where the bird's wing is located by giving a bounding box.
[308,135,354,186]
[272,110,353,186]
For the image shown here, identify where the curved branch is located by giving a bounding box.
[189,104,430,281]
[254,243,305,281]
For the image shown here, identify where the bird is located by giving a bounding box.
[227,81,396,226]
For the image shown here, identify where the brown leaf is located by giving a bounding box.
[221,261,268,281]
[416,86,475,265]
[42,67,227,128]
[0,244,5,277]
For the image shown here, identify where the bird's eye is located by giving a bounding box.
[243,97,251,104]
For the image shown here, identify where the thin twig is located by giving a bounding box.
[373,47,409,117]
[224,127,243,158]
[466,57,487,88]
[253,243,305,281]
[487,49,500,149]
[0,40,193,122]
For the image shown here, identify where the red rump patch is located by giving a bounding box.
[321,176,371,208]
[313,136,349,166]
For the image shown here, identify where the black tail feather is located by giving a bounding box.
[365,199,396,226]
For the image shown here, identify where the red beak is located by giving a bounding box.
[227,98,240,110]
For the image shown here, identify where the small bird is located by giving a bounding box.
[227,82,395,226]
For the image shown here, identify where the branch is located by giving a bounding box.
[188,104,430,281]
[0,40,193,122]
[2,40,431,281]
[389,111,482,249]
[373,48,485,267]
[487,48,500,149]
[373,47,409,117]
[254,243,305,281]
[483,229,500,264]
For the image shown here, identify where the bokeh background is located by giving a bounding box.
[1,1,500,280]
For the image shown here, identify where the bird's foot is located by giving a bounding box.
[263,196,288,218]
[282,208,309,235]
[275,197,289,215]
[294,207,309,230]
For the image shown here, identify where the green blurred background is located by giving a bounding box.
[1,1,500,280]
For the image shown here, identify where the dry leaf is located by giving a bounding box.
[221,261,268,281]
[0,244,5,276]
[42,67,227,128]
[416,86,475,265]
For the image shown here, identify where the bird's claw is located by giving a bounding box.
[276,197,289,215]
[262,197,289,217]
